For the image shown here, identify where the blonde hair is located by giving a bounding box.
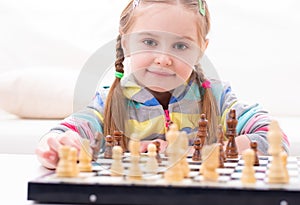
[104,0,219,150]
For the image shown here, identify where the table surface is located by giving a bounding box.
[0,154,54,205]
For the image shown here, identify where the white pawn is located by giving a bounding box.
[78,139,93,172]
[69,147,79,177]
[129,134,140,157]
[164,124,184,182]
[110,146,124,176]
[281,150,289,183]
[241,149,256,184]
[267,120,286,183]
[179,131,190,178]
[166,123,179,155]
[201,144,219,181]
[128,137,142,180]
[56,146,73,177]
[145,143,159,174]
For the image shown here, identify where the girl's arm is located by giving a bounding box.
[214,81,289,155]
[36,89,107,169]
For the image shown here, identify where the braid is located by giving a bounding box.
[115,35,125,73]
[104,34,128,151]
[194,64,219,144]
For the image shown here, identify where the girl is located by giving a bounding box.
[36,0,289,169]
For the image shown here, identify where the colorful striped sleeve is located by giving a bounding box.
[48,88,108,151]
[215,81,290,155]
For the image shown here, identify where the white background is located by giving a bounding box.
[1,0,300,116]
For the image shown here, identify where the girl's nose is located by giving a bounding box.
[154,54,172,67]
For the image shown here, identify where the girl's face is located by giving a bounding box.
[123,4,204,92]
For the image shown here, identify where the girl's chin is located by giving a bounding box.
[138,79,185,91]
[132,72,187,92]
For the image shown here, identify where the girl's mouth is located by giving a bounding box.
[146,67,176,77]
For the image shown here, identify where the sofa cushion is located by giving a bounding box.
[0,68,78,119]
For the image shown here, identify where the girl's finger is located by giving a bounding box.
[47,136,62,153]
[155,139,168,153]
[35,148,58,169]
[139,141,150,153]
[59,134,81,150]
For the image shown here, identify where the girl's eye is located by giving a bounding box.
[173,43,189,50]
[143,39,158,47]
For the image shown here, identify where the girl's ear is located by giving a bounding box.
[204,39,209,50]
[197,39,210,61]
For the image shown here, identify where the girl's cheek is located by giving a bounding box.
[175,62,193,80]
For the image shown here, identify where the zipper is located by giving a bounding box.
[164,109,171,130]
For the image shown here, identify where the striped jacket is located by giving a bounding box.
[49,76,289,155]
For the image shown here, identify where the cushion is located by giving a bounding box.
[0,68,79,119]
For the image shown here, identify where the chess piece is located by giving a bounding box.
[198,113,208,146]
[110,146,124,176]
[165,123,179,157]
[164,159,184,182]
[91,132,103,161]
[69,147,79,177]
[192,137,201,161]
[179,131,190,177]
[152,140,162,163]
[128,136,142,180]
[129,134,141,157]
[145,143,159,174]
[104,135,114,159]
[218,125,225,168]
[192,114,208,162]
[78,139,93,172]
[56,146,73,177]
[241,149,256,184]
[267,120,286,184]
[281,150,289,183]
[225,109,239,159]
[164,124,184,182]
[128,155,142,180]
[201,144,219,181]
[165,123,179,152]
[250,140,259,166]
[113,130,123,147]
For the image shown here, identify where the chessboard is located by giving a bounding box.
[28,151,300,205]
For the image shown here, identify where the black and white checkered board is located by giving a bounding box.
[28,153,300,205]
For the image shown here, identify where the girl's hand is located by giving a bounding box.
[140,139,168,153]
[35,130,81,169]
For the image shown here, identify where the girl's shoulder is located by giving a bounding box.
[92,86,111,109]
[209,78,234,106]
[98,85,110,98]
[210,78,230,94]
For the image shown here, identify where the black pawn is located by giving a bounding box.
[152,140,162,163]
[250,140,259,166]
[192,137,201,161]
[104,135,114,159]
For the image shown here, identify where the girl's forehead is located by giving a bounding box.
[129,3,199,42]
